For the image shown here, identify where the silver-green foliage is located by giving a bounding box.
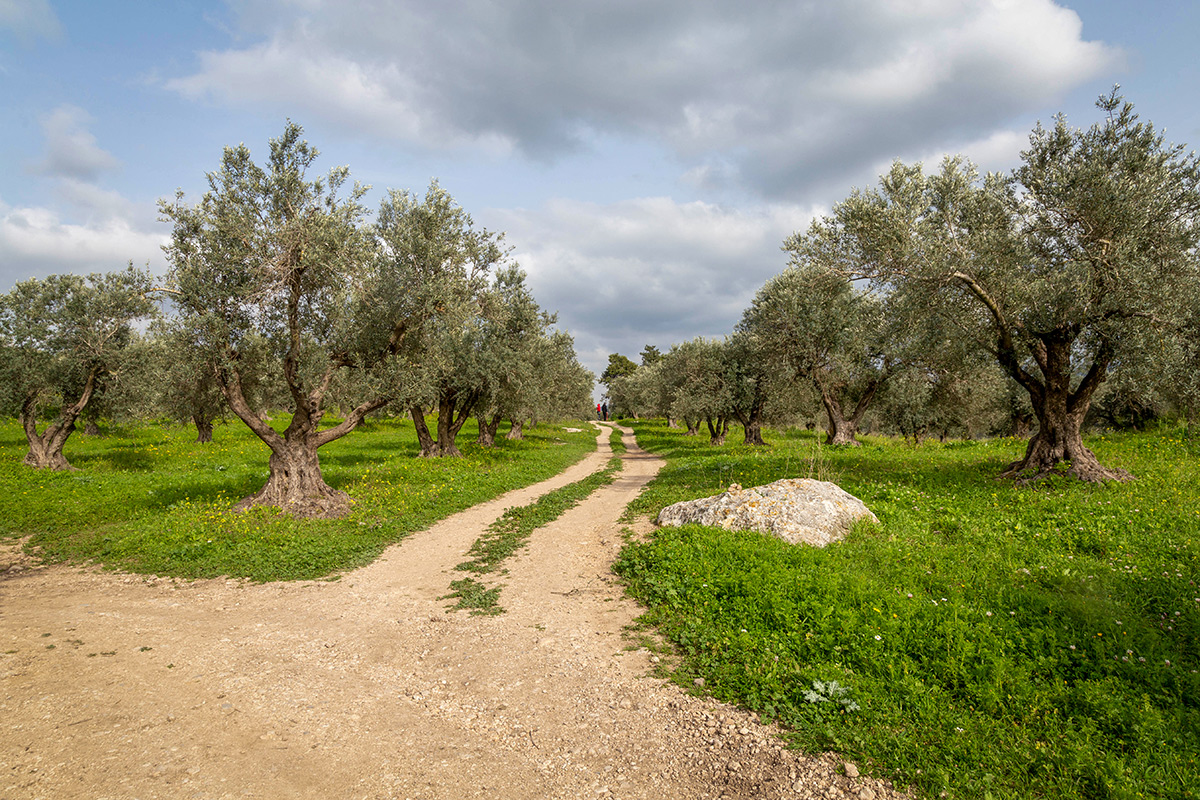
[0,266,154,468]
[793,90,1200,479]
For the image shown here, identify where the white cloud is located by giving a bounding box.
[33,106,121,181]
[0,0,60,41]
[166,0,1123,200]
[0,197,168,286]
[488,196,816,376]
[864,127,1030,188]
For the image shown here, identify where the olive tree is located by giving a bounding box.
[0,267,154,470]
[739,264,894,446]
[664,338,733,442]
[374,182,509,457]
[502,328,594,438]
[472,266,557,446]
[806,92,1200,481]
[162,124,431,516]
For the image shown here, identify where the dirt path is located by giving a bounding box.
[1,424,907,800]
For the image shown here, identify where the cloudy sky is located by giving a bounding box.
[2,1,1197,384]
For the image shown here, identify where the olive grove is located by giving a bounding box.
[160,125,590,516]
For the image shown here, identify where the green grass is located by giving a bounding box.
[445,454,624,614]
[615,421,1200,800]
[1,415,596,582]
[609,425,627,455]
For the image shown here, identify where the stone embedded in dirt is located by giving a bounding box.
[655,478,879,547]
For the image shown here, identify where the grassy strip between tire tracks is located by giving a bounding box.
[614,420,1200,800]
[444,426,627,614]
[0,416,596,582]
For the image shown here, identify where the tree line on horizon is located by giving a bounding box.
[0,124,594,518]
[603,90,1200,484]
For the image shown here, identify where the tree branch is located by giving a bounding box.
[219,361,284,454]
[313,395,392,448]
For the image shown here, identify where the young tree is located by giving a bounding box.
[0,267,154,470]
[739,264,893,446]
[663,338,733,443]
[723,332,772,446]
[809,92,1200,480]
[162,124,427,516]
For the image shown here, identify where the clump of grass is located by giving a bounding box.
[440,577,503,615]
[609,427,627,455]
[0,416,596,581]
[616,420,1200,800]
[446,456,623,613]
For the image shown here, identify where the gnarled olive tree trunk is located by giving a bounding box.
[193,413,214,443]
[506,419,524,440]
[223,369,388,518]
[476,412,502,447]
[706,415,729,445]
[410,386,479,458]
[19,370,98,471]
[998,336,1130,482]
[819,378,879,447]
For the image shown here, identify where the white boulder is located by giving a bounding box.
[655,478,878,546]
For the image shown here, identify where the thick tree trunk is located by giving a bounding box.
[1001,400,1131,482]
[83,419,101,436]
[233,440,350,518]
[742,421,765,446]
[411,406,439,457]
[506,419,525,440]
[993,334,1130,482]
[22,417,77,470]
[822,393,862,447]
[818,376,879,447]
[219,361,388,518]
[706,416,728,446]
[193,414,214,444]
[476,413,501,447]
[411,388,478,457]
[683,417,700,436]
[19,373,97,471]
[667,416,678,428]
[434,388,473,458]
[732,388,768,446]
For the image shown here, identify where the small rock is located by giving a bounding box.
[858,789,876,800]
[844,762,859,778]
[693,678,705,687]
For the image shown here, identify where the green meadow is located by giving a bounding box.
[616,422,1199,800]
[0,416,596,582]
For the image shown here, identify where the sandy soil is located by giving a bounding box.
[1,423,908,800]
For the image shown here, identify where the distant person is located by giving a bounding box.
[597,402,602,420]
[602,403,609,421]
